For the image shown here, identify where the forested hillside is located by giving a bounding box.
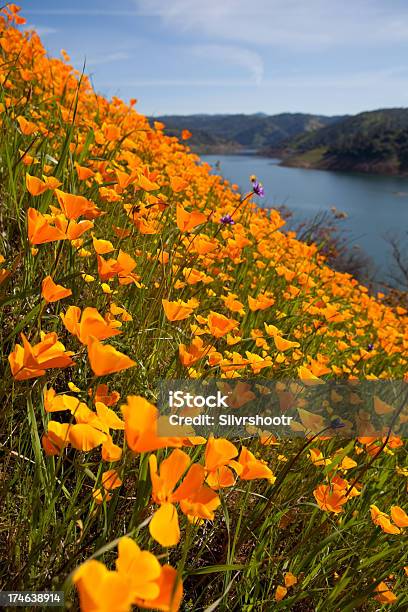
[276,108,408,174]
[151,112,342,152]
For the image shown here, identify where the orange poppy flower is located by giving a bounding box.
[384,436,403,449]
[115,537,162,600]
[390,506,408,528]
[96,250,139,285]
[101,469,122,491]
[218,382,255,408]
[179,481,220,524]
[43,175,62,189]
[41,275,72,302]
[245,351,273,374]
[149,450,191,546]
[275,586,288,602]
[248,293,274,312]
[109,303,132,323]
[298,365,324,385]
[95,401,124,430]
[43,389,80,413]
[137,174,160,191]
[207,311,238,338]
[119,538,183,611]
[101,434,123,462]
[134,564,183,612]
[313,484,348,514]
[0,267,10,285]
[171,176,189,193]
[87,336,135,377]
[162,298,198,322]
[122,395,183,453]
[188,234,218,255]
[103,123,121,142]
[221,293,245,314]
[370,505,400,534]
[149,502,181,548]
[92,236,114,254]
[150,450,191,505]
[96,254,119,281]
[42,422,72,456]
[273,335,300,351]
[17,115,37,135]
[374,582,397,605]
[237,446,275,482]
[74,537,183,612]
[332,475,360,498]
[61,306,121,345]
[178,337,213,367]
[264,323,280,337]
[309,448,331,467]
[204,437,239,489]
[55,189,102,220]
[9,332,74,380]
[176,204,207,232]
[26,173,48,196]
[75,162,95,180]
[0,255,10,285]
[149,450,220,546]
[68,423,108,451]
[74,559,135,611]
[99,186,122,203]
[27,208,66,244]
[19,149,37,166]
[284,572,298,587]
[94,383,120,406]
[53,214,94,241]
[115,169,136,189]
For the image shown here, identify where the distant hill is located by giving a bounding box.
[149,113,343,153]
[150,109,408,176]
[275,108,408,175]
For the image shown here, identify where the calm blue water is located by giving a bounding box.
[201,154,408,280]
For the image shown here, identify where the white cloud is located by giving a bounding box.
[24,24,58,36]
[264,67,408,89]
[97,79,250,87]
[98,66,408,92]
[133,0,408,49]
[23,9,143,17]
[192,44,264,84]
[68,52,130,70]
[86,52,130,67]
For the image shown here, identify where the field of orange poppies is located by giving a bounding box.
[1,5,407,611]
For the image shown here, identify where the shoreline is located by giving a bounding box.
[198,148,408,179]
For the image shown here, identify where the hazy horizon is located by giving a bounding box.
[22,0,408,116]
[148,107,405,117]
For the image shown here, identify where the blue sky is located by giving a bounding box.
[21,0,408,117]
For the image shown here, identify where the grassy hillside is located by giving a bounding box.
[1,6,407,611]
[151,112,343,153]
[277,108,408,175]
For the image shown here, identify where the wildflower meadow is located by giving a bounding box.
[0,5,407,611]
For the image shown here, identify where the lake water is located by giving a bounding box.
[201,154,408,282]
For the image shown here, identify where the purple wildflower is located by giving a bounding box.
[220,214,235,225]
[330,418,345,430]
[252,180,265,197]
[367,343,374,351]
